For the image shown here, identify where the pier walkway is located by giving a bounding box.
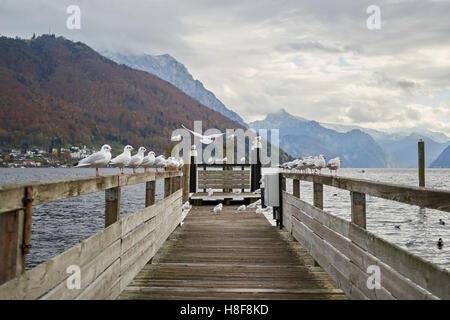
[118,205,346,300]
[0,162,449,300]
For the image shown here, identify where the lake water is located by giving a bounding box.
[0,167,449,271]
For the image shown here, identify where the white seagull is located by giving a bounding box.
[128,146,146,173]
[154,155,167,171]
[237,205,246,212]
[327,157,341,175]
[182,201,192,211]
[182,125,225,145]
[141,151,156,173]
[75,144,112,177]
[110,145,134,175]
[212,203,223,213]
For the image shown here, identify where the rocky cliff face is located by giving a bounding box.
[102,52,247,126]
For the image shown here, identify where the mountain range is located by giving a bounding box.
[430,145,450,168]
[321,122,449,167]
[1,35,448,168]
[101,51,247,126]
[249,109,392,168]
[0,35,245,154]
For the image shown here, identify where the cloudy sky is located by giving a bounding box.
[1,0,450,134]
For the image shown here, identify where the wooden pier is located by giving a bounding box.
[118,205,346,300]
[0,163,449,300]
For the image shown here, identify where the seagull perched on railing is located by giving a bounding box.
[182,125,225,145]
[327,157,341,175]
[141,151,156,173]
[314,155,326,175]
[110,145,133,175]
[75,144,112,177]
[128,147,146,173]
[154,155,167,171]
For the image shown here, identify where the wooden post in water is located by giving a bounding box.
[105,187,121,227]
[0,209,25,284]
[293,179,300,198]
[418,139,425,187]
[313,183,323,210]
[351,191,366,229]
[145,181,156,207]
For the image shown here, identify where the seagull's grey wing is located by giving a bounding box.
[111,152,128,164]
[78,151,105,167]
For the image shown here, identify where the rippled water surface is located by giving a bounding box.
[0,167,449,270]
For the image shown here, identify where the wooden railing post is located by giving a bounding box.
[164,177,171,198]
[351,191,366,229]
[145,181,156,207]
[313,183,323,210]
[0,209,25,284]
[293,179,300,198]
[105,187,121,227]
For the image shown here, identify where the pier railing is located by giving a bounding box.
[280,172,450,300]
[0,170,183,299]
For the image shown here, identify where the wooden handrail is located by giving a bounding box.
[0,171,182,214]
[282,172,450,213]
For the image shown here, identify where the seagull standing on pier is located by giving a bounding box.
[75,144,112,177]
[141,151,156,173]
[128,147,146,173]
[154,155,167,171]
[110,145,134,175]
[314,155,326,175]
[213,203,223,213]
[327,157,341,175]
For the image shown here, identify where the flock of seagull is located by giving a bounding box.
[280,155,341,175]
[74,144,183,176]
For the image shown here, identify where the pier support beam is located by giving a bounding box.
[105,187,121,228]
[0,209,25,285]
[145,181,155,207]
[313,183,323,210]
[351,191,366,229]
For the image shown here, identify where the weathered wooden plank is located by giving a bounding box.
[40,239,121,300]
[348,223,450,299]
[0,171,182,214]
[76,259,121,300]
[120,205,346,300]
[283,192,450,299]
[0,210,24,285]
[284,192,349,237]
[0,221,121,300]
[283,172,450,212]
[347,241,438,300]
